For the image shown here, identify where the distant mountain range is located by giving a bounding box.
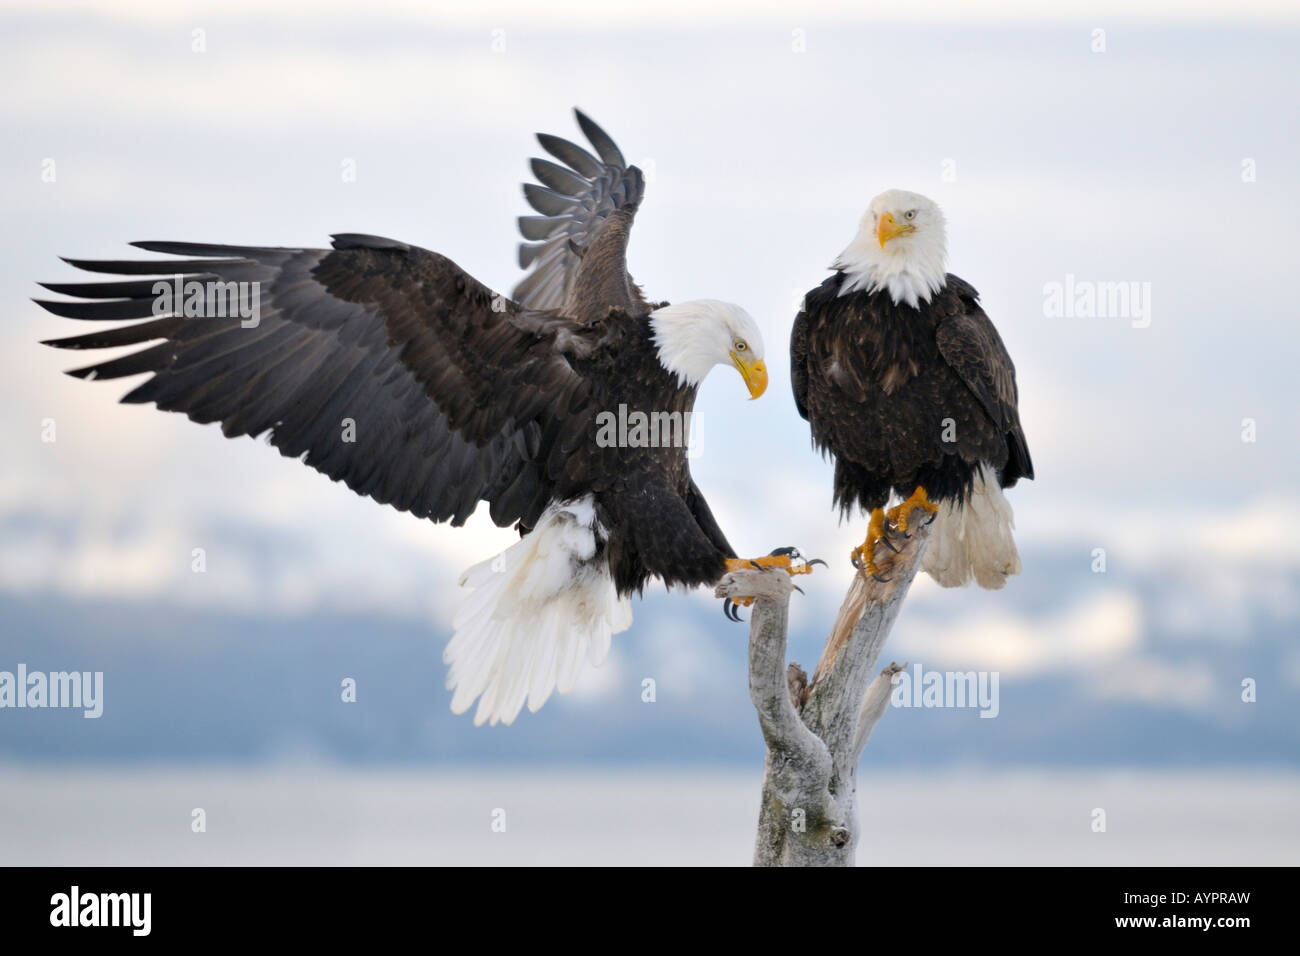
[2,543,1295,767]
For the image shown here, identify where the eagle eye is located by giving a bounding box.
[904,209,917,220]
[734,340,748,352]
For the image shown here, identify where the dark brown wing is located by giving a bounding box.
[38,234,601,530]
[513,109,652,321]
[790,307,810,421]
[935,276,1034,484]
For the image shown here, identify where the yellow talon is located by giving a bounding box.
[724,550,821,576]
[850,507,889,579]
[720,549,823,621]
[885,486,940,533]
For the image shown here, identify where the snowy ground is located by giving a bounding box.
[3,765,1297,866]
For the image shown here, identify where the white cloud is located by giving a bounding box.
[895,589,1237,711]
[898,589,1144,678]
[1,38,531,131]
[1022,494,1300,570]
[1085,656,1216,709]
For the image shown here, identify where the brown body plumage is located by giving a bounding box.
[792,271,1033,517]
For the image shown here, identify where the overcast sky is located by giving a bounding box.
[2,2,1298,741]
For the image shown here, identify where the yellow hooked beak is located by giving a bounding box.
[877,211,915,248]
[732,353,768,400]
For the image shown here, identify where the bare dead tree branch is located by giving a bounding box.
[715,505,933,866]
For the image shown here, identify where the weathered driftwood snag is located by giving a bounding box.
[714,503,933,867]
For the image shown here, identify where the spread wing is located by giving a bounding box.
[935,278,1034,484]
[38,234,603,530]
[513,109,652,319]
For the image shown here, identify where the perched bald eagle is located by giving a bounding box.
[791,189,1033,588]
[38,110,787,726]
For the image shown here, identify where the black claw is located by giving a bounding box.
[808,558,828,568]
[879,535,900,554]
[924,512,938,526]
[749,560,762,569]
[792,584,804,595]
[871,572,891,583]
[723,598,737,621]
[769,546,800,558]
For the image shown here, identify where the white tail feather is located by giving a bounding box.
[443,497,632,726]
[921,464,1022,590]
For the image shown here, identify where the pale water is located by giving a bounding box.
[2,766,1297,866]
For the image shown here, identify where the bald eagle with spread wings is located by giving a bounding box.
[791,190,1033,589]
[38,110,806,726]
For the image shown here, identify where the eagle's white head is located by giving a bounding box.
[834,189,948,308]
[649,299,767,399]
